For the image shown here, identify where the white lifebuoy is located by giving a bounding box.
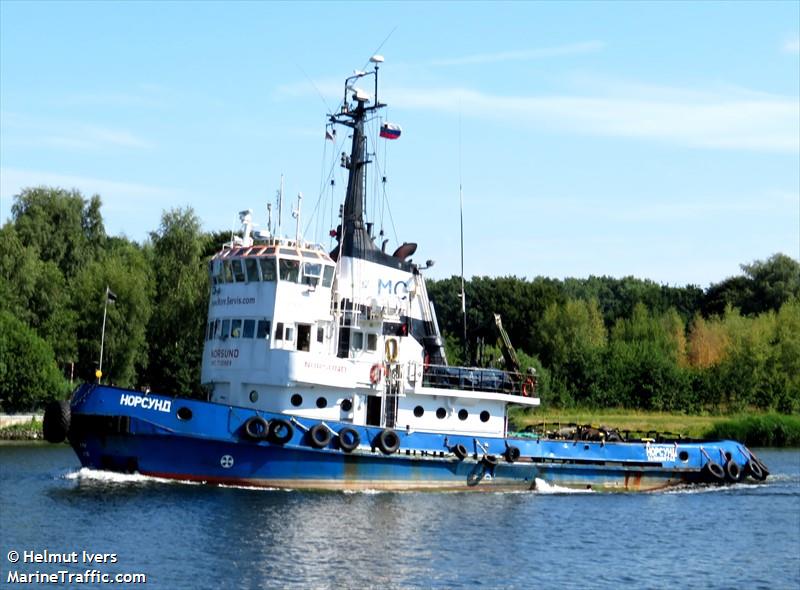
[369,364,384,384]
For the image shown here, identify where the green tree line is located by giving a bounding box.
[428,255,800,414]
[0,188,209,411]
[1,187,798,415]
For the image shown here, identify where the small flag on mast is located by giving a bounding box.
[380,122,402,140]
[106,286,117,303]
[325,128,335,141]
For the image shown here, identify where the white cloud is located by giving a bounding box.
[389,84,799,152]
[429,41,606,66]
[784,35,800,54]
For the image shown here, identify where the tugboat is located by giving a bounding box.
[44,58,769,491]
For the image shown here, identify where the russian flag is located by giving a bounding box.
[380,122,402,140]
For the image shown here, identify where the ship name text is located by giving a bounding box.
[119,393,172,413]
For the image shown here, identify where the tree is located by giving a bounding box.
[11,187,106,276]
[0,311,68,412]
[71,239,153,386]
[536,298,607,406]
[0,224,77,368]
[703,253,800,317]
[145,208,209,395]
[605,304,691,411]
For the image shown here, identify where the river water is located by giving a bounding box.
[1,444,798,589]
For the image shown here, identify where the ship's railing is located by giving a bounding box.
[421,364,521,395]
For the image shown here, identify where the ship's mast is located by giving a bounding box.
[329,56,386,260]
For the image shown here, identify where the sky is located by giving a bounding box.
[1,0,798,287]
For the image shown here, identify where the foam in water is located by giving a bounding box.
[533,478,594,494]
[62,468,200,486]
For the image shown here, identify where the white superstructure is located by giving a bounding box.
[200,58,539,439]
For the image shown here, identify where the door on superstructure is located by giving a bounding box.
[366,395,382,426]
[297,324,311,352]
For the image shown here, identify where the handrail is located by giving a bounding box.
[421,363,522,395]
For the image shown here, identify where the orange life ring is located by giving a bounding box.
[522,377,535,397]
[369,364,383,384]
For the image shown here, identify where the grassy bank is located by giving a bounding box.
[510,408,800,445]
[0,419,43,441]
[705,414,800,447]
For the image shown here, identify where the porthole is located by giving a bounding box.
[340,398,353,412]
[291,394,303,407]
[413,406,424,418]
[176,407,193,421]
[436,407,447,420]
[458,409,468,421]
[679,450,689,462]
[479,410,490,423]
[316,397,327,409]
[249,390,259,403]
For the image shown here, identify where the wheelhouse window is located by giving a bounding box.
[279,258,300,282]
[230,319,242,338]
[367,333,378,352]
[302,262,322,287]
[322,265,335,288]
[223,259,234,283]
[317,327,324,343]
[243,319,255,338]
[259,257,277,282]
[220,319,231,339]
[211,260,224,284]
[257,319,271,339]
[245,258,260,282]
[275,322,284,341]
[351,331,364,351]
[232,259,245,283]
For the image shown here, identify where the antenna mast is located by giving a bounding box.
[277,174,284,236]
[458,109,468,360]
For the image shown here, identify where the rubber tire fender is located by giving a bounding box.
[703,460,726,482]
[725,460,743,482]
[746,459,766,481]
[43,400,71,443]
[267,418,294,445]
[243,416,269,440]
[308,423,332,449]
[482,454,499,467]
[338,427,360,453]
[505,445,521,463]
[451,443,468,460]
[375,428,401,455]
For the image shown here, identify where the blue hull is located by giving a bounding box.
[66,384,764,491]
